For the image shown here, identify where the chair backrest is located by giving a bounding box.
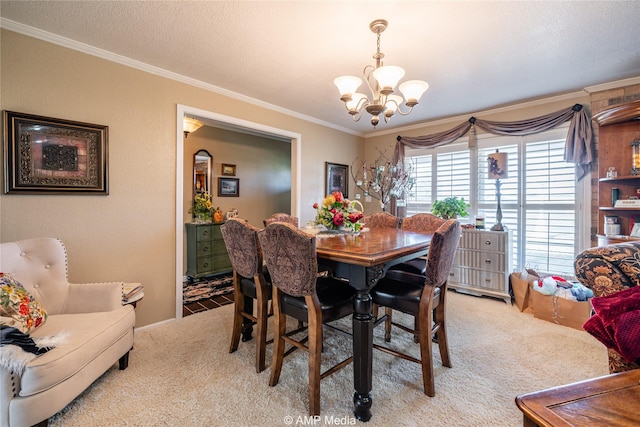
[402,213,446,234]
[263,213,299,228]
[424,219,462,288]
[0,238,71,314]
[363,212,401,229]
[220,218,264,279]
[258,222,317,297]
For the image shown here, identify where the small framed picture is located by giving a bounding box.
[326,162,349,197]
[631,222,640,237]
[221,163,236,176]
[218,177,239,197]
[3,110,108,194]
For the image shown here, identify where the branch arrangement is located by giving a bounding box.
[351,148,415,211]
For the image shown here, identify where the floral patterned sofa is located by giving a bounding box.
[574,241,640,373]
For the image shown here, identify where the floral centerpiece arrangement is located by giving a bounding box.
[313,191,364,232]
[189,192,214,222]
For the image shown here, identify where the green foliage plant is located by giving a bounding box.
[431,196,469,219]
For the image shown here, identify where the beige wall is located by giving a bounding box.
[0,30,363,327]
[183,127,291,228]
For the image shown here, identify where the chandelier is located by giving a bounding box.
[334,19,429,128]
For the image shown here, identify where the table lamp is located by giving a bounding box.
[487,150,508,231]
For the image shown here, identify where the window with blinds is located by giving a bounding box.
[405,126,583,276]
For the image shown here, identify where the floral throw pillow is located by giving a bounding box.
[0,272,47,334]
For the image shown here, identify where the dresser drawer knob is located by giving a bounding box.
[485,259,491,264]
[485,240,492,246]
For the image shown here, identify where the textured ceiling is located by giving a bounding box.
[2,1,640,135]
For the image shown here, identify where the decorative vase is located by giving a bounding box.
[195,212,211,223]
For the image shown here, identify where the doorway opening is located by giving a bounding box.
[175,104,302,319]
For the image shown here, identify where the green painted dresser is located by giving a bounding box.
[185,222,232,280]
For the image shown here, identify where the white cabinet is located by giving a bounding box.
[448,229,511,304]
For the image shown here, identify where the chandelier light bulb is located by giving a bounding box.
[346,93,367,112]
[384,95,404,117]
[334,76,363,100]
[399,80,429,105]
[372,65,405,93]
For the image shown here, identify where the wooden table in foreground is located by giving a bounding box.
[515,369,640,427]
[315,227,432,422]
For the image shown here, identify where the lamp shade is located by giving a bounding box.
[184,116,204,134]
[399,80,429,104]
[487,151,509,179]
[384,94,404,116]
[346,93,367,112]
[334,76,363,97]
[372,65,405,91]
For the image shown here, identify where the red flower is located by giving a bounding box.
[332,191,344,202]
[332,212,345,226]
[19,302,30,316]
[313,203,319,209]
[348,212,363,223]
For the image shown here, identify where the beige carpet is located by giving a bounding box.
[49,290,608,426]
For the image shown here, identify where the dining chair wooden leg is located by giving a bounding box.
[229,273,244,353]
[307,298,323,416]
[255,277,269,373]
[384,307,393,342]
[269,292,287,387]
[435,294,451,368]
[241,295,254,342]
[418,303,435,397]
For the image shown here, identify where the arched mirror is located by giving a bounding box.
[194,149,212,196]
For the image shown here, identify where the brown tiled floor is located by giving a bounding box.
[183,292,234,317]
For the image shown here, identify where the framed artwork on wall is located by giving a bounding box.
[3,110,109,194]
[218,177,239,197]
[221,163,236,176]
[326,162,348,197]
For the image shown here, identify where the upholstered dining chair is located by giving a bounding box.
[220,218,272,373]
[370,219,462,397]
[390,213,446,275]
[363,211,401,229]
[263,212,299,227]
[258,222,354,415]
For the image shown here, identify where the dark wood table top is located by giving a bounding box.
[315,227,432,267]
[515,369,640,427]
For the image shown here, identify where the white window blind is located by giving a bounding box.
[405,126,583,276]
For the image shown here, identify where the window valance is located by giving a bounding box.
[394,104,594,181]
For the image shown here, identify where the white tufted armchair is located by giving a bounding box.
[0,238,135,427]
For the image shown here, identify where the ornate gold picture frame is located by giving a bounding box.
[3,111,108,194]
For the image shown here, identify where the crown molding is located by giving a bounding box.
[0,18,363,138]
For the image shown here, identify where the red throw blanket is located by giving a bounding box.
[583,286,640,363]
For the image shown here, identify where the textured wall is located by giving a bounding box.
[0,30,363,326]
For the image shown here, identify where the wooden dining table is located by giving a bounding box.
[315,227,432,422]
